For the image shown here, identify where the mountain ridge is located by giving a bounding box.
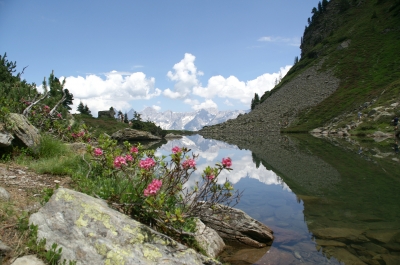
[200,0,400,135]
[132,107,249,131]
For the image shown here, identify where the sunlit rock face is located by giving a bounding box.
[29,188,221,265]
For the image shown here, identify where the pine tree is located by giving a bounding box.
[322,0,329,12]
[77,101,91,116]
[124,113,128,123]
[62,89,74,111]
[251,93,260,110]
[83,104,91,116]
[77,101,85,113]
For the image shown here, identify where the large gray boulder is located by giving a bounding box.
[194,219,225,258]
[29,188,220,265]
[0,123,14,147]
[199,204,274,248]
[111,128,162,141]
[1,113,41,149]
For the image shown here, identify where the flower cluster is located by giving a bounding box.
[94,148,103,157]
[125,154,133,162]
[222,157,232,168]
[44,105,50,112]
[130,146,139,153]
[71,131,85,138]
[207,174,215,180]
[182,159,196,169]
[114,156,127,168]
[139,157,156,170]
[172,146,181,154]
[144,179,162,197]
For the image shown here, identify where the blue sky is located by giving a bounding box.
[1,0,318,116]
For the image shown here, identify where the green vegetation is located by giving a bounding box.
[261,0,400,131]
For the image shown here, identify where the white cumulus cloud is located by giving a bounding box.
[193,65,291,104]
[163,53,203,99]
[60,71,161,116]
[152,105,161,111]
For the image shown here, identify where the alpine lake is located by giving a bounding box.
[144,133,400,265]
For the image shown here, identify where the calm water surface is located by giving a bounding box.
[154,134,400,265]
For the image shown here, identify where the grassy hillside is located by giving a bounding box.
[263,0,400,131]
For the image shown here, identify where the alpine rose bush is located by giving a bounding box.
[222,157,232,168]
[144,179,162,196]
[139,157,156,170]
[114,156,127,168]
[172,146,181,154]
[85,137,241,241]
[94,148,103,156]
[182,159,196,169]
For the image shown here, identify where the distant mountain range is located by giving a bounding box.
[125,107,249,131]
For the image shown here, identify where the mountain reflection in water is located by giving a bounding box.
[154,134,400,265]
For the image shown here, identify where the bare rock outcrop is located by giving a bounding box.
[199,204,274,248]
[0,113,40,149]
[111,128,162,141]
[29,188,220,265]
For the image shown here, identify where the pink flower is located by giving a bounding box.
[67,126,71,130]
[113,156,127,168]
[172,146,181,154]
[78,131,85,137]
[44,105,50,112]
[182,159,196,169]
[222,157,232,168]
[57,113,62,118]
[94,148,103,157]
[125,154,133,162]
[139,157,156,170]
[130,146,139,154]
[144,179,162,197]
[71,133,77,138]
[207,175,215,180]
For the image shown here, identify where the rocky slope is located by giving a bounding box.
[200,60,340,134]
[200,0,400,135]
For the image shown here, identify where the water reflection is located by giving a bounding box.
[154,134,400,264]
[155,135,340,264]
[194,133,400,264]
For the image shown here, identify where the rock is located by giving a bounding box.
[0,186,10,201]
[329,247,366,265]
[315,239,346,247]
[199,204,274,248]
[0,240,12,256]
[365,230,398,244]
[29,188,220,265]
[65,142,87,155]
[381,254,400,265]
[310,128,322,134]
[313,227,369,243]
[8,113,41,148]
[111,128,162,141]
[194,219,225,258]
[390,102,399,108]
[371,131,392,138]
[11,255,46,265]
[165,133,183,139]
[0,123,14,147]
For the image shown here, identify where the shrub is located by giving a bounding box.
[82,134,241,237]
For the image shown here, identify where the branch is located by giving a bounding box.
[49,89,67,117]
[22,91,48,117]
